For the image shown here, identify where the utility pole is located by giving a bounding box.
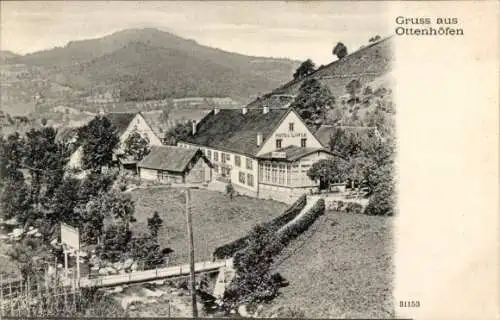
[185,187,198,318]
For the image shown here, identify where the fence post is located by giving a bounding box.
[0,275,3,318]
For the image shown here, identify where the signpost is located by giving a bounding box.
[60,223,81,283]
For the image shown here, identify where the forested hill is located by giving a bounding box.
[246,37,395,137]
[3,28,300,102]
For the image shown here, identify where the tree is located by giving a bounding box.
[163,122,192,146]
[346,79,362,102]
[99,191,136,232]
[123,130,150,161]
[147,211,163,239]
[128,231,164,269]
[0,179,32,223]
[369,35,382,43]
[78,193,106,244]
[44,176,82,232]
[41,118,47,126]
[0,132,25,184]
[97,224,132,262]
[307,158,349,189]
[332,42,348,60]
[78,116,120,172]
[24,127,68,210]
[293,59,316,80]
[290,78,335,127]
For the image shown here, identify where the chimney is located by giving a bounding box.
[191,120,197,135]
[257,132,263,146]
[242,106,248,115]
[214,108,220,115]
[263,106,269,114]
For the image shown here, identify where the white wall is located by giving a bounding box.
[67,146,83,169]
[257,110,323,156]
[139,167,158,181]
[117,113,163,153]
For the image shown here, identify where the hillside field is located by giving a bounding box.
[129,187,288,265]
[263,210,393,319]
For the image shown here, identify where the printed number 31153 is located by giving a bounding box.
[400,300,421,308]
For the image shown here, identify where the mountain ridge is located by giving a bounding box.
[1,28,301,107]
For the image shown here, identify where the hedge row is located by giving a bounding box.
[222,198,326,307]
[278,198,326,243]
[213,194,307,259]
[263,194,307,231]
[327,200,365,214]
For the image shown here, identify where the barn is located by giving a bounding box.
[137,146,212,184]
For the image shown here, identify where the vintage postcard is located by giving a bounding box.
[0,1,498,319]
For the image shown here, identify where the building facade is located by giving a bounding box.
[178,107,338,203]
[138,146,212,184]
[67,112,163,170]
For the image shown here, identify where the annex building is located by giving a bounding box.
[178,107,337,203]
[67,112,163,170]
[137,145,212,184]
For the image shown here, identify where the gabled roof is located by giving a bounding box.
[314,125,381,148]
[258,145,335,162]
[140,111,168,139]
[137,145,207,173]
[180,108,290,157]
[104,112,137,136]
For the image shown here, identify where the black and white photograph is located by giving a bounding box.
[0,1,497,319]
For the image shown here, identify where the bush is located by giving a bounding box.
[328,200,364,214]
[364,180,394,216]
[345,202,364,214]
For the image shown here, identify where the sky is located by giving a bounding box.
[1,1,391,65]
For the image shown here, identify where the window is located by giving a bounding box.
[271,163,278,183]
[239,171,246,184]
[278,164,286,185]
[276,139,282,149]
[214,151,219,162]
[221,153,226,163]
[265,162,271,182]
[246,158,253,170]
[235,155,241,167]
[221,167,230,177]
[289,122,294,132]
[225,153,231,162]
[207,150,212,159]
[301,138,307,147]
[247,174,254,187]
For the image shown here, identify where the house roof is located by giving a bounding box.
[258,145,335,162]
[104,112,137,136]
[137,145,205,173]
[140,111,168,139]
[314,125,381,148]
[180,108,290,157]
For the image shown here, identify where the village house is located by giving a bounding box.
[137,145,212,184]
[178,106,338,203]
[67,112,163,170]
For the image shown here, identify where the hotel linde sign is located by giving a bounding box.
[275,132,307,138]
